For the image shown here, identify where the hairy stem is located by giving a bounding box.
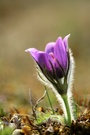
[62,94,72,126]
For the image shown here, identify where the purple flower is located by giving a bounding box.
[25,35,75,124]
[25,35,70,79]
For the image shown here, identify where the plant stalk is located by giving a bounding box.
[62,94,72,126]
[45,86,55,114]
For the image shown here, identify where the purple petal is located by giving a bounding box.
[45,42,55,54]
[63,34,70,51]
[25,48,52,71]
[25,48,40,62]
[54,37,67,69]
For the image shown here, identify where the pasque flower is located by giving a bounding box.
[25,35,72,94]
[25,34,75,126]
[29,36,68,78]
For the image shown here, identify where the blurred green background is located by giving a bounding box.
[0,0,90,109]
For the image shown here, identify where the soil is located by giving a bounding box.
[0,100,90,135]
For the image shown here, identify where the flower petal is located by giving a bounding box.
[45,42,55,54]
[25,48,52,71]
[54,37,67,69]
[63,34,70,51]
[25,48,40,62]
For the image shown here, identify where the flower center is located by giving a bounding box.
[49,52,56,62]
